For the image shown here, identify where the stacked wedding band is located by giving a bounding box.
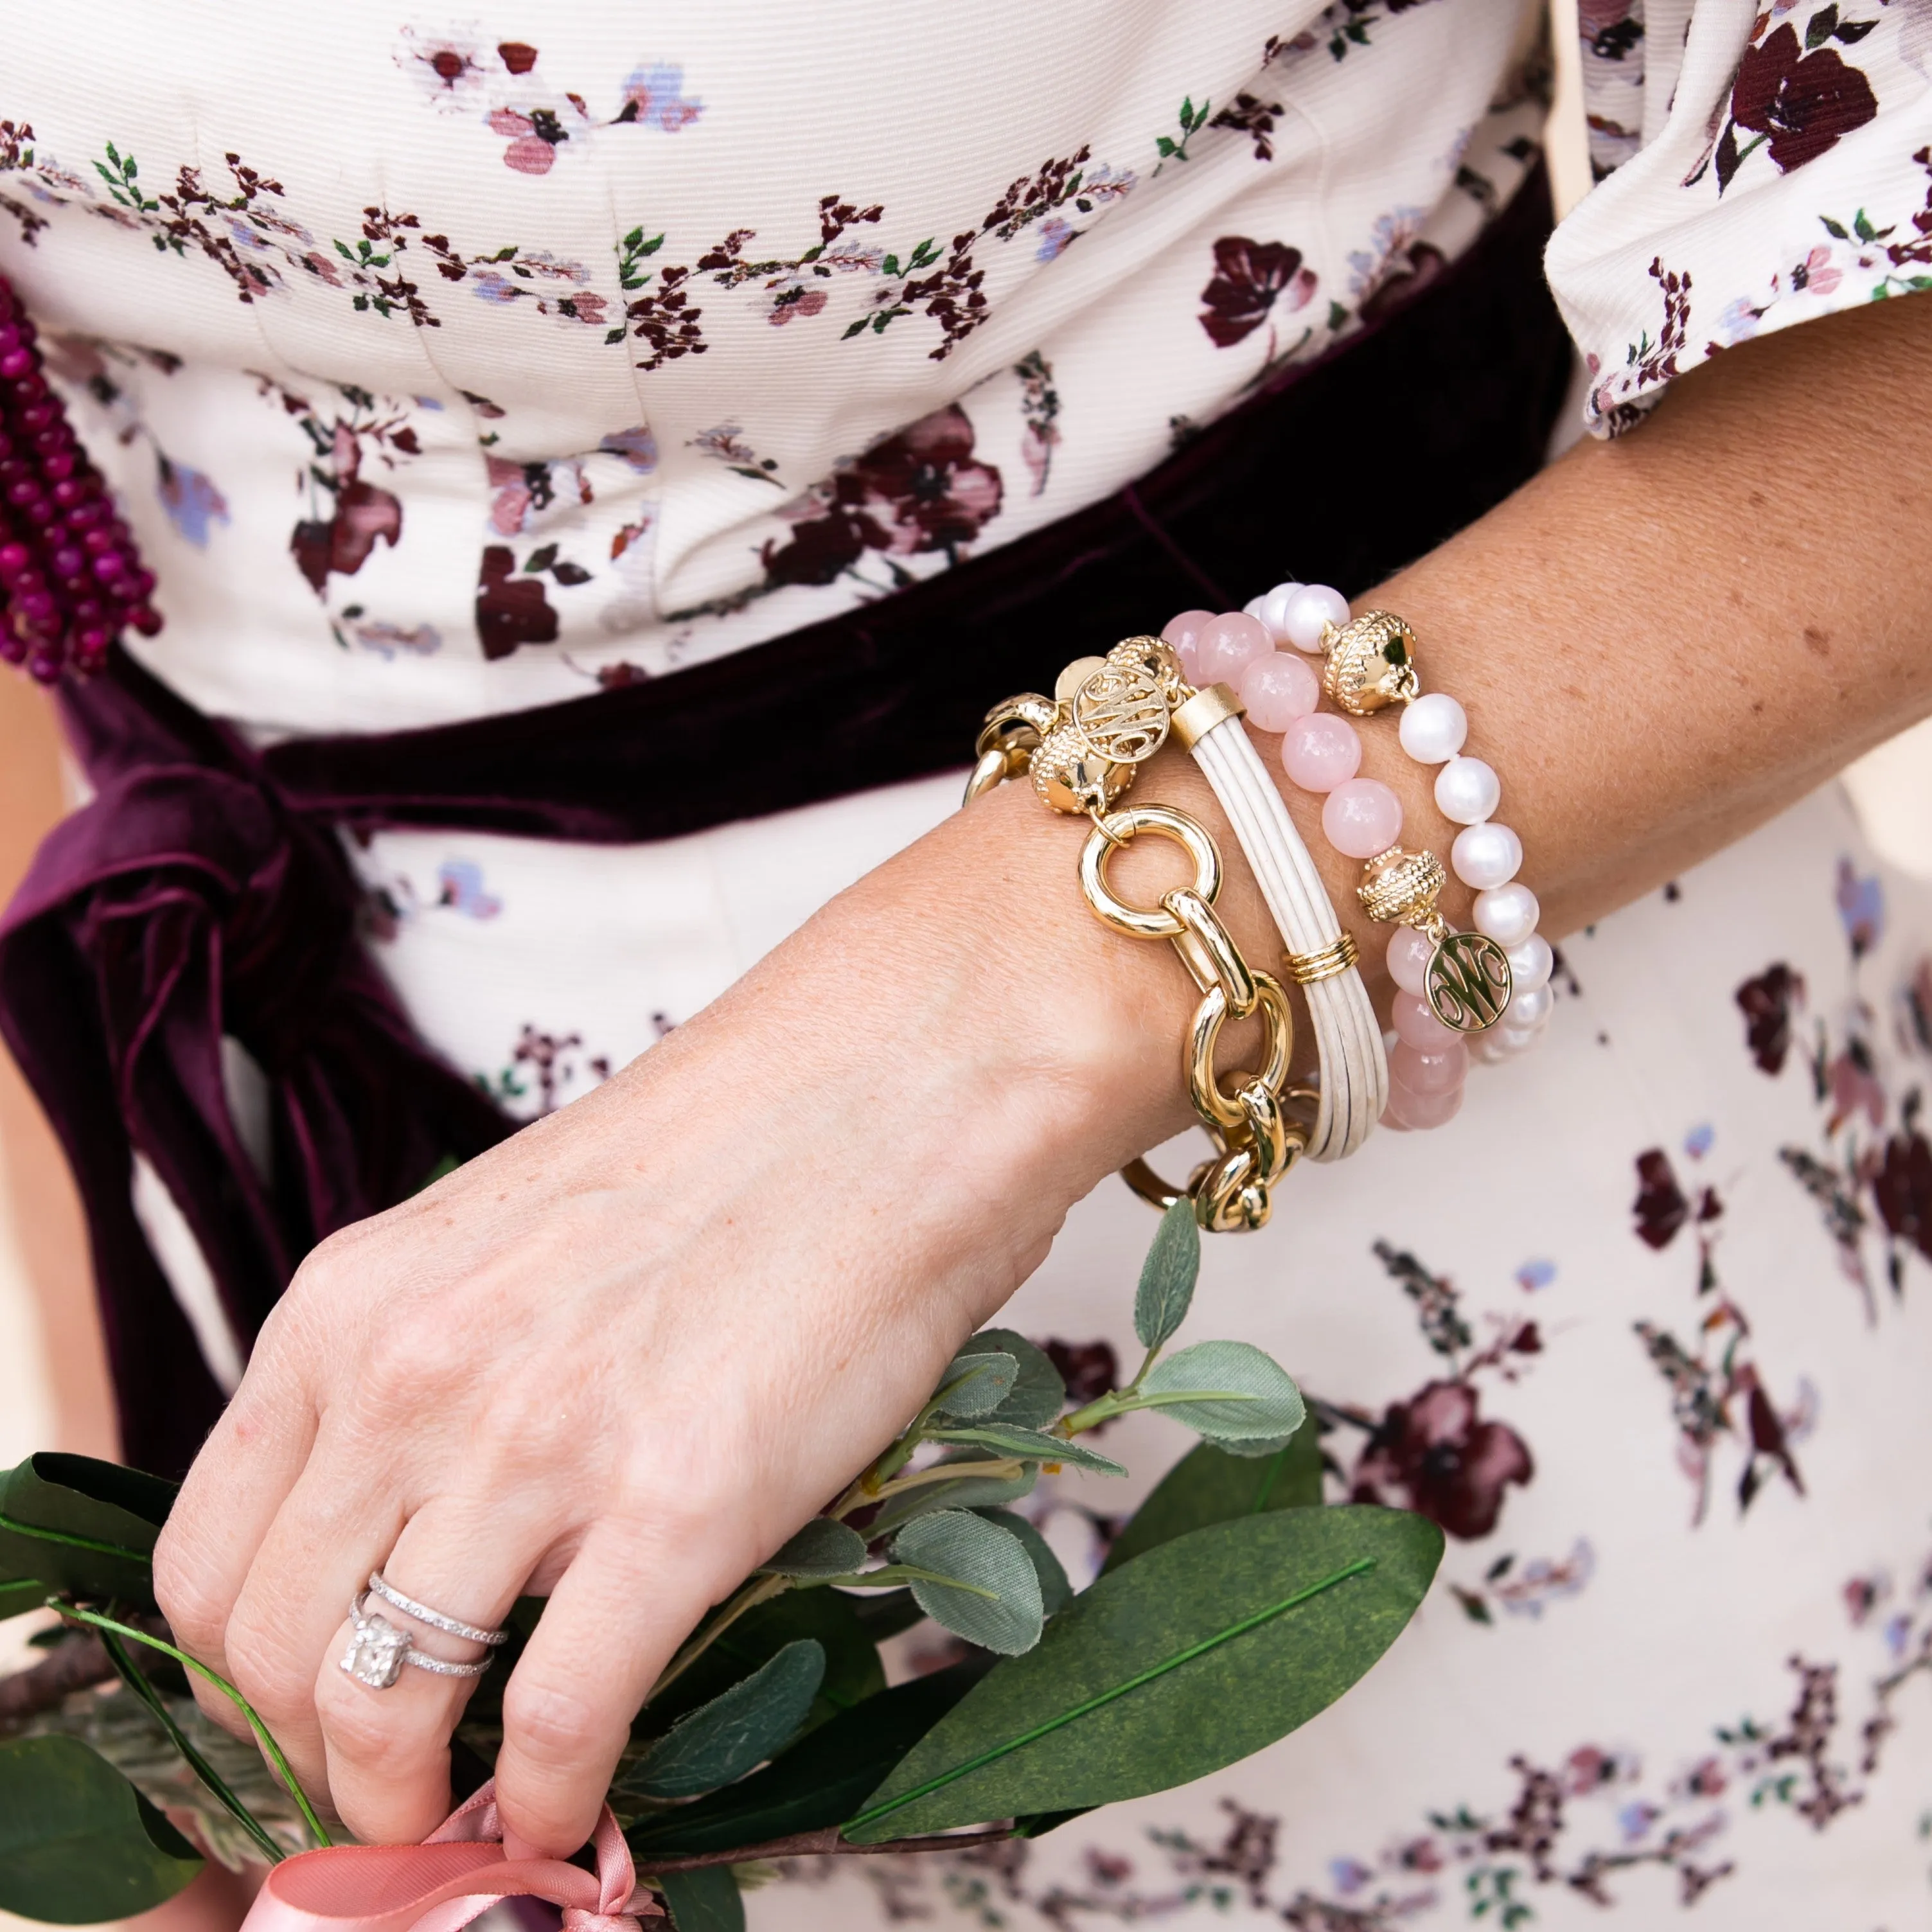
[339,1570,510,1690]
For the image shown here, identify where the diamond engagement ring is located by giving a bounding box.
[337,1574,509,1691]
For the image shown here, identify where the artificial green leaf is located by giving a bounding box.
[1134,1201,1200,1351]
[1103,1422,1323,1573]
[626,1660,989,1858]
[625,1641,826,1800]
[659,1865,744,1932]
[0,1455,176,1608]
[0,1735,202,1922]
[891,1512,1043,1656]
[867,1452,1039,1537]
[758,1520,868,1579]
[926,1424,1126,1477]
[1139,1342,1305,1449]
[639,1590,883,1739]
[973,1510,1072,1616]
[846,1589,926,1643]
[846,1505,1442,1842]
[970,1328,1066,1430]
[0,1578,47,1620]
[932,1350,1019,1420]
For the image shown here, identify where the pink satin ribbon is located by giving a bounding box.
[241,1784,665,1932]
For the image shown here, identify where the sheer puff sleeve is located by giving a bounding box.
[1546,0,1932,433]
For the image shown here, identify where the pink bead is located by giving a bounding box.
[1385,1077,1465,1130]
[1161,608,1215,682]
[1390,1038,1469,1094]
[1236,651,1319,732]
[1280,712,1361,792]
[1392,989,1460,1050]
[1194,610,1273,686]
[1322,777,1403,859]
[1385,925,1435,997]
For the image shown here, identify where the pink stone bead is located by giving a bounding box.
[1392,989,1460,1050]
[1385,925,1435,997]
[1280,712,1361,792]
[1236,651,1319,732]
[1194,610,1273,686]
[1390,1038,1469,1094]
[1322,777,1403,860]
[1385,1077,1466,1130]
[1161,608,1215,683]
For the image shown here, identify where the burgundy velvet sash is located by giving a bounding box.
[1,168,1569,1476]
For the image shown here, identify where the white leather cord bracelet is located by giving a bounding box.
[1172,685,1388,1161]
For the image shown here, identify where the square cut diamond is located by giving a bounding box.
[341,1609,411,1688]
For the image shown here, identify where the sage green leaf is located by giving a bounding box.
[970,1328,1065,1430]
[971,1511,1072,1617]
[0,1735,202,1922]
[659,1866,744,1932]
[1103,1422,1324,1573]
[625,1641,826,1799]
[0,1455,176,1609]
[758,1519,869,1579]
[845,1505,1442,1842]
[891,1511,1043,1656]
[926,1424,1126,1477]
[932,1350,1019,1420]
[626,1660,989,1857]
[1134,1201,1200,1351]
[867,1452,1038,1537]
[638,1591,882,1741]
[1139,1342,1305,1448]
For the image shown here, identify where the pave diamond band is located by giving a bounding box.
[366,1571,510,1647]
[340,1592,496,1690]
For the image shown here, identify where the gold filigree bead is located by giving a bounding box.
[1104,633,1185,695]
[974,693,1060,765]
[1029,719,1135,815]
[1357,845,1447,928]
[1322,610,1421,715]
[1072,657,1172,765]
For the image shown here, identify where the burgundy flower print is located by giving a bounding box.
[1872,1101,1932,1265]
[1351,1379,1533,1539]
[1715,11,1879,192]
[758,404,1003,590]
[1198,236,1318,348]
[281,396,416,595]
[1588,256,1691,433]
[1208,93,1284,164]
[475,544,559,660]
[1735,961,1805,1076]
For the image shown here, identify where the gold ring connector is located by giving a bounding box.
[1286,932,1360,986]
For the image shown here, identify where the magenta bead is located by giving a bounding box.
[1236,651,1319,732]
[0,542,28,578]
[1193,610,1273,686]
[1280,712,1361,792]
[1161,608,1214,682]
[1322,777,1403,860]
[1390,1039,1469,1094]
[1392,989,1460,1051]
[1385,1077,1465,1130]
[1385,926,1435,997]
[0,348,31,380]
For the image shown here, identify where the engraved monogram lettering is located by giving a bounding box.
[1427,930,1513,1032]
[1072,662,1171,765]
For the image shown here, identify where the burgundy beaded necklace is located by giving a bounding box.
[0,273,161,682]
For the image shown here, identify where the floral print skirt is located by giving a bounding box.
[332,774,1932,1928]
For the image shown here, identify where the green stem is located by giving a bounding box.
[648,1575,790,1703]
[796,1565,997,1601]
[0,1512,152,1566]
[49,1602,331,1850]
[845,1557,1376,1834]
[97,1628,285,1865]
[866,1458,1024,1504]
[1063,1387,1260,1435]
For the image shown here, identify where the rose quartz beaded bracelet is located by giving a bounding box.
[1164,589,1553,1135]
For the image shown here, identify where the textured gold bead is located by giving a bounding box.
[1357,846,1447,927]
[1029,720,1135,815]
[1323,610,1421,715]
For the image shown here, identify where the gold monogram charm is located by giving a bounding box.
[1073,659,1172,765]
[1426,929,1512,1034]
[1323,610,1420,715]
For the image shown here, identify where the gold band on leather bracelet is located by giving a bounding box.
[1285,931,1359,986]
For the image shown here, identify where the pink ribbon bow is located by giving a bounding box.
[240,1784,664,1932]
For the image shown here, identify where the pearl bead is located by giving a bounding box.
[1386,925,1434,997]
[1237,651,1319,732]
[1392,990,1460,1050]
[1194,610,1274,686]
[1492,1020,1544,1054]
[1386,1077,1465,1130]
[1280,712,1361,792]
[1474,882,1539,947]
[1505,934,1552,995]
[1433,756,1501,826]
[1397,691,1467,763]
[1160,608,1215,682]
[1507,982,1553,1029]
[1391,1039,1469,1094]
[1255,580,1304,644]
[1323,777,1403,859]
[1451,820,1522,891]
[1282,583,1349,653]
